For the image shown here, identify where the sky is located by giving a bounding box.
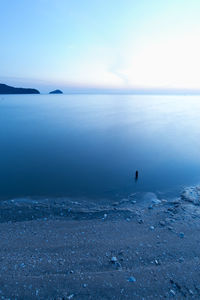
[1,0,200,92]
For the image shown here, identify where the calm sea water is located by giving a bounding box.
[1,94,200,201]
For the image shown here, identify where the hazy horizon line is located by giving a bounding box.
[2,80,200,95]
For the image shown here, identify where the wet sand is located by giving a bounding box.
[0,191,200,299]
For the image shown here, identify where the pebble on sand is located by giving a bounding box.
[170,289,176,296]
[159,221,165,226]
[128,276,136,283]
[111,256,117,263]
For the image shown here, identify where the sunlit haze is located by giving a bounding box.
[1,0,200,92]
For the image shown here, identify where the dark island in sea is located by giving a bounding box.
[0,83,40,94]
[49,89,63,94]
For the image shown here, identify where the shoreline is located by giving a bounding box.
[0,187,200,299]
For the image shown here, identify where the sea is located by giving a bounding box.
[1,93,200,203]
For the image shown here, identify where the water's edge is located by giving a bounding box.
[1,185,199,223]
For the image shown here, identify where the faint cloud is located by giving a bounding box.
[109,63,130,86]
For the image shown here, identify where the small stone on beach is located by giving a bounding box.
[111,256,117,263]
[159,221,165,226]
[128,276,136,282]
[103,214,107,220]
[178,257,184,263]
[137,219,144,224]
[154,259,161,265]
[170,289,176,296]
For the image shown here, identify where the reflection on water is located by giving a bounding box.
[1,94,200,201]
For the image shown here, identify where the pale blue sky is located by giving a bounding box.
[1,0,200,92]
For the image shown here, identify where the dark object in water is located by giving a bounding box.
[135,170,139,181]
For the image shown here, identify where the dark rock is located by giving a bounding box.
[137,219,144,224]
[115,262,122,270]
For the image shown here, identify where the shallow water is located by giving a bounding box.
[1,94,200,201]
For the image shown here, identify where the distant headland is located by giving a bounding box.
[49,89,63,94]
[0,83,40,94]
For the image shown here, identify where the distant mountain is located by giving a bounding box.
[49,89,63,94]
[0,83,40,94]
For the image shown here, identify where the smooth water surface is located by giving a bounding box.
[1,94,200,201]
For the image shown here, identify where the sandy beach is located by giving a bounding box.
[0,190,200,299]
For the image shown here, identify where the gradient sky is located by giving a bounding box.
[1,0,200,91]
